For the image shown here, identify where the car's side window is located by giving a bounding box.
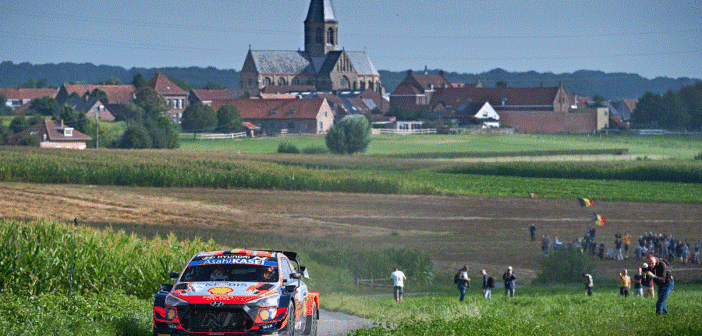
[279,257,292,281]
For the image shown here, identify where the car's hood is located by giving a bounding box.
[172,281,280,304]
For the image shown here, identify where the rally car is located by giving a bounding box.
[153,249,319,336]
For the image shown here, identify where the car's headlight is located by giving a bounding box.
[165,294,189,307]
[246,294,280,308]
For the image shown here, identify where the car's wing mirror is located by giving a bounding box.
[300,266,310,279]
[290,272,302,280]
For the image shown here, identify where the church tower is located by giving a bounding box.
[304,0,338,58]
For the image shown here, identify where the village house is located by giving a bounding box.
[240,0,383,95]
[7,120,92,149]
[56,84,135,105]
[210,98,334,134]
[389,70,454,113]
[0,88,57,110]
[189,88,245,106]
[61,95,117,121]
[144,73,189,123]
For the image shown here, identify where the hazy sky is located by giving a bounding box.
[1,0,701,79]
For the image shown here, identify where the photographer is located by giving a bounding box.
[645,254,674,315]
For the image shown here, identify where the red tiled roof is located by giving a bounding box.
[0,88,57,100]
[258,93,298,99]
[430,86,561,108]
[623,98,638,112]
[61,84,135,104]
[191,89,238,101]
[211,98,327,120]
[391,72,452,96]
[145,73,188,95]
[261,85,317,94]
[8,120,92,144]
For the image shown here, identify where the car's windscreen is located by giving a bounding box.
[181,259,279,282]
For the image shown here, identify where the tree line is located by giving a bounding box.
[632,81,702,130]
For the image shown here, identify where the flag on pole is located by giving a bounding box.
[578,198,595,207]
[591,213,606,226]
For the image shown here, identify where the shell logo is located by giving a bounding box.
[208,287,234,295]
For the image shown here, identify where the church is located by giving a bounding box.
[240,0,384,95]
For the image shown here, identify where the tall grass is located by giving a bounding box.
[0,219,219,299]
[336,287,702,336]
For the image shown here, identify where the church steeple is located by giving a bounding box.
[304,0,338,58]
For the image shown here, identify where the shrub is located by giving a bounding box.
[325,115,371,155]
[18,136,40,147]
[302,146,329,154]
[695,152,702,160]
[277,142,300,154]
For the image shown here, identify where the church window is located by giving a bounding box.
[264,77,273,86]
[327,28,335,45]
[341,76,350,90]
[278,77,288,86]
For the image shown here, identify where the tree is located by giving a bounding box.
[181,102,217,133]
[678,81,702,130]
[131,73,146,88]
[58,105,89,133]
[29,97,60,116]
[0,122,10,145]
[118,103,145,123]
[97,77,122,85]
[386,105,415,121]
[325,115,371,155]
[591,94,606,108]
[217,105,243,133]
[145,115,179,149]
[203,82,224,90]
[495,80,508,88]
[135,87,168,118]
[0,94,12,115]
[633,92,664,128]
[119,124,152,149]
[19,78,46,88]
[9,116,28,133]
[661,90,690,130]
[168,76,193,92]
[89,88,109,104]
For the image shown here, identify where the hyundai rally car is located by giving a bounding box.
[153,249,320,336]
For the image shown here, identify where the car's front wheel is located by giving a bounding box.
[285,301,296,336]
[305,305,318,336]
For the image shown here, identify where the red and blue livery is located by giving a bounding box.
[153,249,319,336]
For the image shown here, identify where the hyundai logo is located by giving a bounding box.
[210,301,224,307]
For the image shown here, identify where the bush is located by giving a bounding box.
[325,115,371,155]
[18,136,40,147]
[695,152,702,160]
[534,247,597,284]
[302,146,329,155]
[277,142,300,154]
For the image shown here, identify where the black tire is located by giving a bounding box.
[285,301,296,336]
[306,306,318,336]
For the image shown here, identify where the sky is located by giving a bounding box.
[1,0,701,80]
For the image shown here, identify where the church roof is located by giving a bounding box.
[249,50,316,75]
[346,51,379,75]
[305,0,337,23]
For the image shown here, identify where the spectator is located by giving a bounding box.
[634,268,644,297]
[530,224,536,241]
[583,273,593,296]
[390,267,406,304]
[645,254,674,315]
[481,269,494,299]
[503,266,516,297]
[456,266,471,302]
[619,269,630,297]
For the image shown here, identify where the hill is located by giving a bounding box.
[1,61,699,99]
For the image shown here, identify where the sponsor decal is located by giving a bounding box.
[210,301,224,307]
[208,287,234,295]
[187,258,278,267]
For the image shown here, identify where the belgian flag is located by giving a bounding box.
[592,213,606,227]
[578,198,595,207]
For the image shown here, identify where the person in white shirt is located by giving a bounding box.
[390,267,407,303]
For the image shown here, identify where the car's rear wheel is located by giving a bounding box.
[306,306,318,336]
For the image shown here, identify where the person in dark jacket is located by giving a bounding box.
[645,253,674,315]
[503,266,516,297]
[481,269,494,299]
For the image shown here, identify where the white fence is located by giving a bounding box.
[197,132,247,140]
[372,128,437,135]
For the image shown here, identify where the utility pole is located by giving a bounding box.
[95,108,99,149]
